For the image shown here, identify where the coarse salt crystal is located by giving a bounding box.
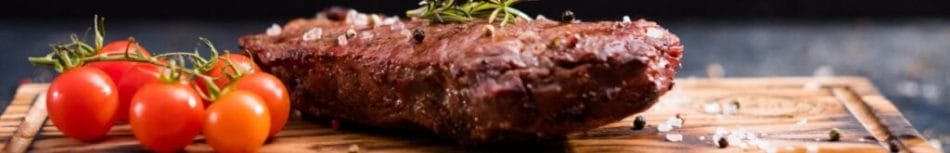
[266,24,282,36]
[665,133,683,142]
[764,146,778,153]
[698,136,706,140]
[803,81,822,91]
[657,123,673,132]
[796,118,808,126]
[536,15,548,20]
[382,16,400,25]
[646,27,664,38]
[621,16,632,26]
[360,32,375,39]
[722,103,738,115]
[302,27,323,41]
[703,103,721,113]
[666,116,683,128]
[369,15,383,27]
[806,143,819,153]
[928,139,942,151]
[337,35,349,46]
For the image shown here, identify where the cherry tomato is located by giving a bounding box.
[129,80,204,152]
[200,54,260,88]
[115,64,163,121]
[46,66,118,141]
[97,40,152,56]
[86,40,152,85]
[225,73,290,136]
[204,91,270,153]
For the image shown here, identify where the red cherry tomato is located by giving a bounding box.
[197,54,260,91]
[226,73,290,136]
[97,40,152,56]
[129,80,204,152]
[86,40,152,85]
[204,91,270,153]
[46,66,118,141]
[115,64,163,121]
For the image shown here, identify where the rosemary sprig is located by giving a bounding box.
[407,0,532,26]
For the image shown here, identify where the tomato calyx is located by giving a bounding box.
[25,16,246,102]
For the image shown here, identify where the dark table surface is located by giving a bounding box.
[1,17,948,150]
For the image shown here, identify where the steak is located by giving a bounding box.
[239,10,683,144]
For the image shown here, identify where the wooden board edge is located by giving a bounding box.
[675,76,881,96]
[831,87,940,153]
[3,93,46,153]
[0,84,48,153]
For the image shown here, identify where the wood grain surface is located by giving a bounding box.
[0,77,939,153]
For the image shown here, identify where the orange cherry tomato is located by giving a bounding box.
[204,90,270,152]
[46,66,118,141]
[129,80,204,152]
[226,73,290,136]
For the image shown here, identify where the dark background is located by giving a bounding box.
[2,0,950,151]
[3,0,950,20]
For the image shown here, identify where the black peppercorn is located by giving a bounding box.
[888,139,900,153]
[561,10,575,22]
[632,116,646,130]
[717,137,729,148]
[829,128,841,141]
[730,100,741,110]
[412,29,425,43]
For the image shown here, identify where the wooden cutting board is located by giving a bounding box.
[0,77,939,153]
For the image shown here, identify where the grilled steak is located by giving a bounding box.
[239,10,683,144]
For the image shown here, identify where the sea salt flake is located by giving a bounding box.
[666,117,683,128]
[722,103,738,115]
[796,118,808,126]
[302,28,323,41]
[657,123,673,132]
[803,81,822,91]
[382,16,400,25]
[646,27,664,38]
[536,15,548,20]
[665,133,683,142]
[806,143,819,153]
[698,136,706,140]
[266,24,282,36]
[619,16,632,27]
[703,103,721,113]
[337,35,349,46]
[369,15,383,27]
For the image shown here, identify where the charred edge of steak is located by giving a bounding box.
[239,10,683,144]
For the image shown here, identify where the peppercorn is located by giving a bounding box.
[829,128,841,141]
[632,116,646,130]
[412,29,425,43]
[888,140,900,153]
[345,29,357,39]
[730,100,741,110]
[717,137,729,148]
[561,10,576,22]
